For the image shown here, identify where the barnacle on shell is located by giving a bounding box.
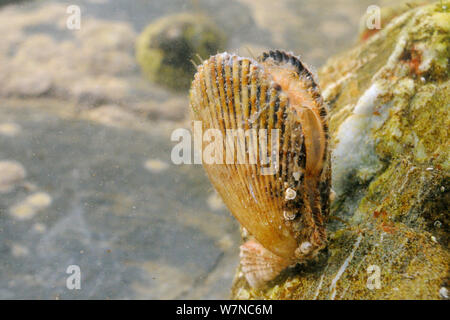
[189,50,331,288]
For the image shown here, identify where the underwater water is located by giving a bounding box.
[1,0,445,300]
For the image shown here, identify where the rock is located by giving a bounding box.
[9,192,52,221]
[231,2,449,300]
[207,192,226,211]
[136,13,227,90]
[83,104,139,127]
[71,77,129,106]
[74,19,137,76]
[0,0,31,8]
[143,158,170,173]
[0,160,26,193]
[236,0,305,47]
[10,243,29,258]
[4,70,52,97]
[0,103,241,299]
[0,122,21,137]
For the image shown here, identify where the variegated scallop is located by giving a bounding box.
[189,50,331,288]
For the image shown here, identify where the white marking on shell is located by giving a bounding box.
[322,72,353,101]
[285,187,296,200]
[293,171,301,181]
[299,241,312,254]
[249,182,258,203]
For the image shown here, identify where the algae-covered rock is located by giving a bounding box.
[231,2,449,300]
[136,13,227,90]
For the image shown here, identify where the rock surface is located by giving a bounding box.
[231,2,449,300]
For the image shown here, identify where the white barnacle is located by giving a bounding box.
[299,241,312,254]
[285,187,297,200]
[283,210,296,221]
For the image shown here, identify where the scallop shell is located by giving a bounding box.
[189,50,331,287]
[240,239,291,288]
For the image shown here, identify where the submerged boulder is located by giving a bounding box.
[231,2,449,300]
[136,13,227,91]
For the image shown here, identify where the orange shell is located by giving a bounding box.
[189,50,331,274]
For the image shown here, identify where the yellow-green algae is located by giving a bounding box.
[231,2,449,300]
[136,13,226,90]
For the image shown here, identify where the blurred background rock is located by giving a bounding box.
[136,13,227,90]
[0,0,430,299]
